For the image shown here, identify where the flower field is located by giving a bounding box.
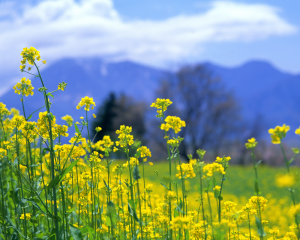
[0,47,300,240]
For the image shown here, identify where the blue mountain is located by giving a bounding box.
[1,58,299,140]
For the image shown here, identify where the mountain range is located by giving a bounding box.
[1,58,299,141]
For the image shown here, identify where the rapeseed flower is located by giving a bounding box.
[58,82,67,91]
[249,196,268,211]
[13,77,34,97]
[0,103,11,117]
[175,162,196,179]
[203,162,225,177]
[61,115,73,127]
[245,137,258,149]
[170,216,190,229]
[115,125,134,147]
[150,98,172,117]
[160,116,186,133]
[276,174,295,188]
[268,124,290,144]
[20,46,43,71]
[76,96,96,111]
[20,213,32,220]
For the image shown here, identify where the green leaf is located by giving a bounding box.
[47,93,54,98]
[30,216,39,224]
[103,179,111,192]
[69,224,83,240]
[79,226,95,240]
[6,217,28,239]
[106,201,117,227]
[74,123,81,135]
[26,105,45,121]
[133,165,141,180]
[255,215,266,237]
[289,157,295,165]
[47,158,79,190]
[174,208,179,217]
[255,160,262,167]
[128,202,134,216]
[160,182,169,190]
[26,114,33,121]
[20,198,57,220]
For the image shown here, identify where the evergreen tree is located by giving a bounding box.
[91,92,117,143]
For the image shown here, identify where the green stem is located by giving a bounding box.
[33,60,60,240]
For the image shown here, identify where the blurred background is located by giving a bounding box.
[1,0,300,164]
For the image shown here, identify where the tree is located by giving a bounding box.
[149,64,241,161]
[91,92,118,143]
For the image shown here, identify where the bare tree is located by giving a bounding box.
[149,64,241,161]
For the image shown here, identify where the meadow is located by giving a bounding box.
[0,47,300,240]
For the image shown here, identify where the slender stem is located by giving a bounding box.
[33,60,60,240]
[248,212,252,240]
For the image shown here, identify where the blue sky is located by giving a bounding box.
[0,0,299,95]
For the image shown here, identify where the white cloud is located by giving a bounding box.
[0,0,297,93]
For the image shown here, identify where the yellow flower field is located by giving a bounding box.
[0,47,300,240]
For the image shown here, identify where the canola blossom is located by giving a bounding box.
[1,47,300,240]
[13,77,34,97]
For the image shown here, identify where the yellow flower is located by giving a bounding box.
[149,162,153,166]
[93,114,96,118]
[115,125,134,147]
[20,213,32,220]
[0,103,11,117]
[95,126,102,132]
[150,98,172,116]
[175,162,196,179]
[295,127,300,135]
[203,162,225,177]
[13,77,34,97]
[213,185,221,191]
[161,116,186,134]
[170,216,190,229]
[76,96,96,111]
[276,174,295,188]
[268,124,290,144]
[248,196,268,211]
[245,137,258,149]
[137,146,152,161]
[20,46,43,70]
[58,82,67,91]
[61,115,73,127]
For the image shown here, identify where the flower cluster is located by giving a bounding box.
[61,115,73,127]
[245,137,258,149]
[0,103,11,117]
[76,96,96,111]
[268,124,290,144]
[58,82,67,91]
[248,196,268,211]
[175,162,196,179]
[160,116,186,134]
[203,162,225,177]
[115,125,134,147]
[150,98,172,116]
[276,174,295,188]
[20,47,45,71]
[13,77,34,97]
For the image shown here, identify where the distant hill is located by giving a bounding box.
[1,58,299,141]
